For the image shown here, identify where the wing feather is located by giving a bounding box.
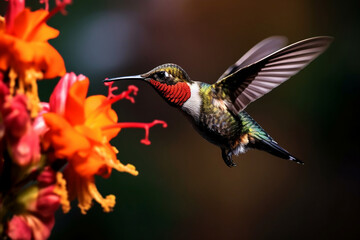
[215,36,333,114]
[217,36,288,81]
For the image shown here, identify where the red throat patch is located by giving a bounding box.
[149,80,191,106]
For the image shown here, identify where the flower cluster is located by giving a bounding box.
[0,1,166,239]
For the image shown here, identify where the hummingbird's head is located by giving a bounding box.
[105,64,193,107]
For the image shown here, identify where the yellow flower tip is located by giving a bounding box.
[125,164,139,176]
[9,68,17,96]
[8,67,42,117]
[83,181,116,214]
[111,160,138,176]
[126,164,136,170]
[101,194,116,213]
[54,172,71,214]
[79,204,90,215]
[78,194,115,214]
[112,146,119,154]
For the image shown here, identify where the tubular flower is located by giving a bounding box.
[49,72,86,115]
[32,72,84,139]
[43,76,166,213]
[0,1,68,116]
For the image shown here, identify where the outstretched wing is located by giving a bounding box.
[217,36,288,81]
[215,36,333,114]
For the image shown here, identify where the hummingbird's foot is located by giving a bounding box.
[221,148,237,167]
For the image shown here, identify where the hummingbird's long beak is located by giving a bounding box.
[103,74,145,82]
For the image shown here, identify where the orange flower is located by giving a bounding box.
[0,8,65,79]
[0,4,66,115]
[43,77,166,213]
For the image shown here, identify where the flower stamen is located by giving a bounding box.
[53,172,70,213]
[104,81,118,100]
[106,84,138,105]
[85,85,138,123]
[39,0,49,11]
[102,120,168,145]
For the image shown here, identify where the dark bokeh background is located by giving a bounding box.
[2,0,360,239]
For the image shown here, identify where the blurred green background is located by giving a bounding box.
[2,0,360,239]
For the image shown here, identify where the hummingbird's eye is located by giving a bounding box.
[156,71,168,79]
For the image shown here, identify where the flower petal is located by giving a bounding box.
[7,216,32,240]
[11,127,41,166]
[84,95,119,140]
[34,41,66,79]
[49,72,86,115]
[64,78,89,125]
[12,9,59,42]
[75,125,103,143]
[43,112,90,158]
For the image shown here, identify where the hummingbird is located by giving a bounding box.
[105,36,332,167]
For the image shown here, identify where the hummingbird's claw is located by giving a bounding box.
[227,161,237,168]
[221,149,237,168]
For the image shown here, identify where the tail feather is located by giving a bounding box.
[239,111,303,164]
[254,139,304,165]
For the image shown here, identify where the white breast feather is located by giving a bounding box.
[181,82,201,122]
